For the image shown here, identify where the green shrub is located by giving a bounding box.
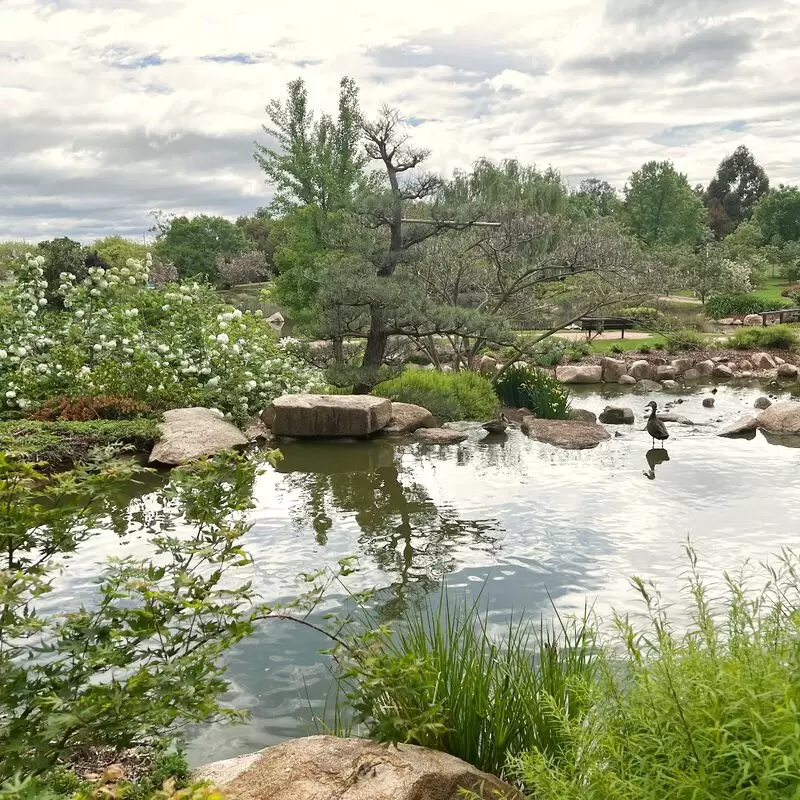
[653,342,665,350]
[531,338,569,367]
[373,370,498,422]
[638,344,651,354]
[705,293,793,320]
[665,329,706,353]
[495,364,571,420]
[336,589,596,780]
[512,547,800,800]
[566,342,590,362]
[727,324,798,351]
[609,344,624,355]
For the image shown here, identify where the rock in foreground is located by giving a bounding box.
[522,418,611,450]
[149,408,249,466]
[266,394,392,437]
[758,401,800,436]
[193,735,520,800]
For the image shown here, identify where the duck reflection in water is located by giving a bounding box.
[643,447,670,480]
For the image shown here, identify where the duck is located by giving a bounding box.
[645,401,669,448]
[482,412,510,434]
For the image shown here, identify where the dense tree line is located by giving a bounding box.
[6,77,797,389]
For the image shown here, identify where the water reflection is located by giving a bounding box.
[276,440,502,592]
[643,447,671,481]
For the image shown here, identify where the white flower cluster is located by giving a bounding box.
[0,252,325,417]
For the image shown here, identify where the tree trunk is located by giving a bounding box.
[332,336,344,364]
[353,304,389,393]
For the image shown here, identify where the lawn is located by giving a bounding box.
[586,334,666,354]
[756,276,795,306]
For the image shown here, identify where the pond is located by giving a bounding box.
[42,384,800,767]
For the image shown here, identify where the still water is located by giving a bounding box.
[44,385,800,766]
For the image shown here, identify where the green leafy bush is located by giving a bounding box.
[638,344,651,354]
[373,370,498,422]
[512,547,800,800]
[665,329,706,352]
[705,293,793,320]
[495,364,571,419]
[727,324,798,351]
[0,252,324,420]
[0,450,281,779]
[531,338,569,367]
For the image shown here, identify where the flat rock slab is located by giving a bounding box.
[758,401,800,436]
[381,402,436,434]
[415,427,468,445]
[522,418,611,450]
[149,408,249,466]
[193,735,520,800]
[717,415,759,438]
[266,394,392,437]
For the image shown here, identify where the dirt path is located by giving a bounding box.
[553,330,653,341]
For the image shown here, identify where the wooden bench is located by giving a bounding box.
[580,317,635,338]
[756,308,800,326]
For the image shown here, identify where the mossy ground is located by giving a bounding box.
[0,419,160,468]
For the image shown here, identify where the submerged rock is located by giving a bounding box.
[415,427,469,445]
[193,735,520,800]
[754,396,772,410]
[522,418,611,450]
[598,406,634,425]
[717,415,759,438]
[265,394,392,438]
[569,408,598,423]
[149,407,249,466]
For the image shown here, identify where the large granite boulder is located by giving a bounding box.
[522,418,611,450]
[149,408,249,466]
[381,402,437,434]
[694,359,715,377]
[555,365,602,384]
[193,736,520,800]
[713,364,734,378]
[758,401,800,436]
[777,363,799,379]
[600,357,627,382]
[671,357,694,374]
[656,365,677,381]
[752,352,776,370]
[628,360,653,381]
[265,394,392,437]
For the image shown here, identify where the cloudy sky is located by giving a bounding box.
[2,0,799,243]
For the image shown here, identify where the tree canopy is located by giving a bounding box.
[704,145,769,239]
[622,160,706,248]
[254,76,366,213]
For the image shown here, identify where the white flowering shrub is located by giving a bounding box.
[0,252,325,419]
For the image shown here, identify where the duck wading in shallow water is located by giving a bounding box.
[646,401,669,448]
[482,412,510,434]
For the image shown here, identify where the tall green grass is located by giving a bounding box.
[495,364,571,419]
[512,546,800,799]
[334,589,596,780]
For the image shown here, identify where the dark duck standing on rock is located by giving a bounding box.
[482,412,510,434]
[646,401,669,448]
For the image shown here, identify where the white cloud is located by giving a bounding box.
[1,0,798,241]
